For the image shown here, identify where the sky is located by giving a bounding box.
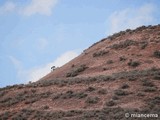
[0,0,160,87]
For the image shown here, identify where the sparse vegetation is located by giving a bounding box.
[141,79,155,87]
[52,90,88,100]
[93,50,109,57]
[1,25,160,120]
[150,96,160,104]
[110,39,149,50]
[1,106,160,120]
[0,90,52,107]
[141,79,157,93]
[66,64,88,77]
[0,67,159,91]
[110,39,137,50]
[147,96,160,109]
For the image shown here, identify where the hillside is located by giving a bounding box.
[0,25,160,120]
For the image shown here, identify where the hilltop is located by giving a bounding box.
[0,25,160,120]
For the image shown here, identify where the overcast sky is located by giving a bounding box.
[0,0,160,87]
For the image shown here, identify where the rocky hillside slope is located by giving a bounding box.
[0,25,160,120]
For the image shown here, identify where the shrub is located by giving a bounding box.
[128,77,137,81]
[119,56,126,61]
[71,64,75,68]
[40,91,52,98]
[143,87,157,92]
[61,90,74,99]
[112,95,119,100]
[66,71,78,77]
[121,83,129,89]
[66,64,88,77]
[128,60,140,67]
[75,92,88,99]
[25,98,38,104]
[85,97,100,104]
[106,100,115,106]
[0,97,19,107]
[52,91,88,100]
[12,114,27,120]
[103,67,107,71]
[43,105,49,110]
[153,75,160,80]
[111,39,137,50]
[114,89,129,96]
[150,96,160,104]
[140,41,148,49]
[52,93,61,100]
[30,67,160,87]
[136,92,145,97]
[85,87,96,92]
[93,50,109,57]
[76,64,88,72]
[97,89,107,95]
[0,111,10,120]
[106,60,113,64]
[31,89,36,93]
[153,50,160,58]
[0,91,7,97]
[136,25,146,31]
[141,79,155,87]
[0,90,52,107]
[126,29,132,32]
[147,96,160,109]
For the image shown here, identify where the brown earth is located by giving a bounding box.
[0,25,160,120]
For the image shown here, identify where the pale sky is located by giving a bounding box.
[0,0,160,87]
